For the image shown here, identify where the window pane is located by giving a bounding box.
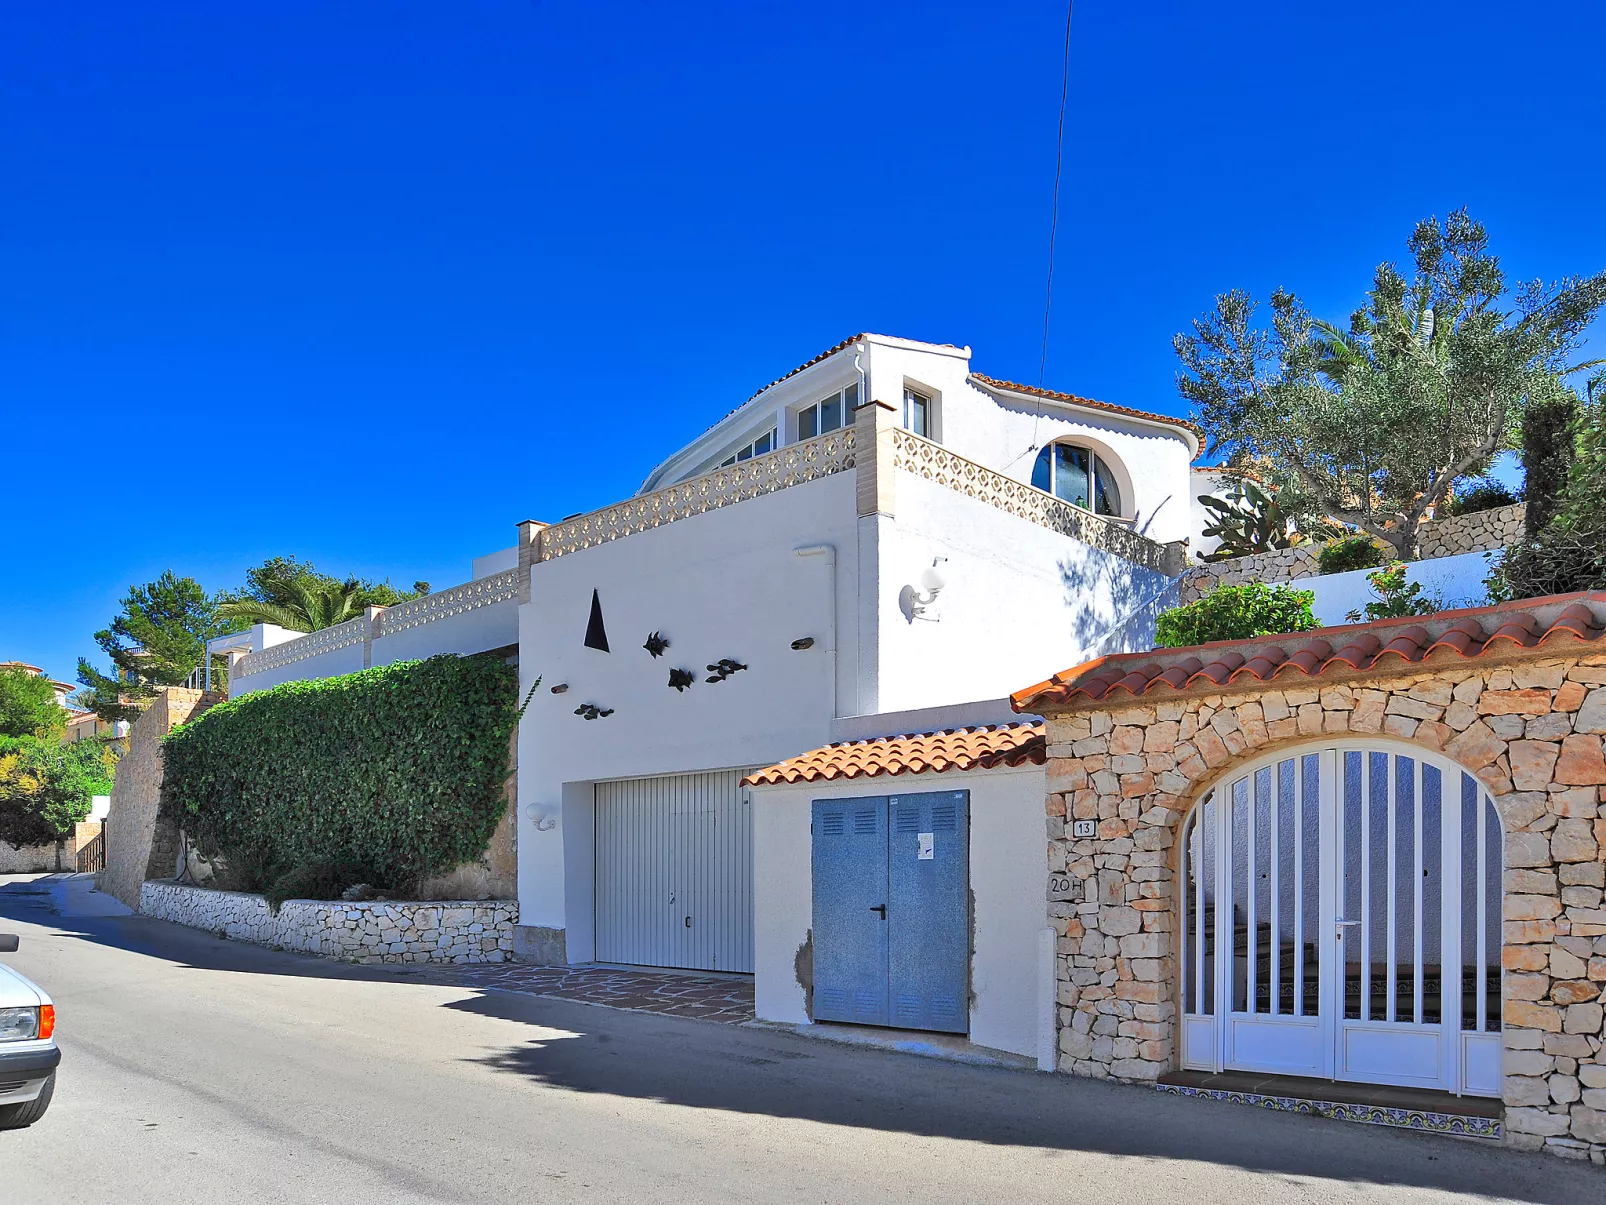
[798,405,818,440]
[1092,456,1122,516]
[1031,446,1052,493]
[736,446,753,461]
[904,388,929,437]
[821,395,842,432]
[754,430,773,455]
[844,381,860,410]
[1055,445,1091,509]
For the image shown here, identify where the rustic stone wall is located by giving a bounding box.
[1041,651,1606,1161]
[0,840,70,874]
[1419,503,1527,560]
[100,688,218,910]
[1179,503,1527,604]
[139,881,517,964]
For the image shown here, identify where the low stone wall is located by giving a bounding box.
[1180,503,1527,604]
[1419,502,1526,560]
[0,842,66,874]
[138,881,517,964]
[1180,546,1321,603]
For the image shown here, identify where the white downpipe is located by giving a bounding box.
[794,544,838,719]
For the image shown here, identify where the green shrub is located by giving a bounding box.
[1445,479,1519,516]
[1345,563,1444,623]
[1156,583,1322,649]
[160,654,519,906]
[1317,535,1389,575]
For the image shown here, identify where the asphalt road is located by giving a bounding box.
[0,874,1596,1204]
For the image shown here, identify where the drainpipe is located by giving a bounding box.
[794,544,838,719]
[853,341,867,412]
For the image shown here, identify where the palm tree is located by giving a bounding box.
[217,577,369,634]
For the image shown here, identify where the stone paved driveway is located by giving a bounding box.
[449,962,755,1024]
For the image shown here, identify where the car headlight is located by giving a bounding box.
[0,1006,39,1042]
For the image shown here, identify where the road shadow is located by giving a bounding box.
[2,878,1593,1201]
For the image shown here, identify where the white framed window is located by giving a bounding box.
[1031,442,1123,517]
[797,383,859,440]
[903,386,932,439]
[721,427,776,466]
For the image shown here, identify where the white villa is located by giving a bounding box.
[220,333,1211,1058]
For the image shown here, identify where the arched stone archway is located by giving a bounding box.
[1174,737,1504,1096]
[1039,655,1605,1154]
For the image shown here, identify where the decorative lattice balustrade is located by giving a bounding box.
[889,428,1182,574]
[235,615,369,679]
[539,427,858,560]
[372,569,520,638]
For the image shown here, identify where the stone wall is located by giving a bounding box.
[0,840,71,874]
[1179,503,1527,604]
[101,688,219,910]
[1419,503,1527,560]
[1040,650,1606,1161]
[139,881,517,964]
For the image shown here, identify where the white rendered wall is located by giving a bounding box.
[369,599,518,667]
[1300,550,1495,627]
[517,472,860,941]
[229,643,366,695]
[750,764,1048,1058]
[873,472,1175,715]
[472,546,518,579]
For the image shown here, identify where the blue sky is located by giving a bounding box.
[3,1,1603,686]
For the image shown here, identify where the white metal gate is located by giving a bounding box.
[1179,742,1503,1096]
[593,770,754,972]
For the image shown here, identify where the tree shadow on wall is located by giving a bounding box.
[1059,552,1180,656]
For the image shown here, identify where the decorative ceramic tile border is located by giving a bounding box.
[1156,1082,1502,1140]
[372,568,520,638]
[889,428,1183,574]
[539,428,858,560]
[235,615,370,678]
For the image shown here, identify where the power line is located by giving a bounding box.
[1036,0,1074,391]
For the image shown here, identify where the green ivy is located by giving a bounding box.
[160,654,518,905]
[1156,582,1322,649]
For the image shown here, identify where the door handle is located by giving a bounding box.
[870,904,887,919]
[1335,919,1360,940]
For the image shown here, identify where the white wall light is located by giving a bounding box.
[901,556,948,622]
[524,803,560,832]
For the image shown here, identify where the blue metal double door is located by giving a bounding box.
[811,790,969,1034]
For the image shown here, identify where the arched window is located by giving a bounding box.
[1031,443,1122,517]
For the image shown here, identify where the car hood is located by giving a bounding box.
[0,960,45,1009]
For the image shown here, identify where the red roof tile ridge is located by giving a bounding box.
[969,374,1203,441]
[743,722,1046,786]
[1010,590,1606,712]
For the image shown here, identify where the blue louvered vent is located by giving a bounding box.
[895,995,921,1022]
[931,995,962,1024]
[820,811,845,836]
[931,803,958,832]
[854,990,880,1018]
[894,806,920,833]
[818,987,847,1013]
[853,808,877,834]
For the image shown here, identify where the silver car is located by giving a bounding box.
[0,933,58,1129]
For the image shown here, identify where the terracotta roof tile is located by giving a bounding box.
[1012,592,1606,712]
[969,374,1203,449]
[743,723,1045,787]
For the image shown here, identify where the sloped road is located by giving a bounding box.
[0,875,1593,1205]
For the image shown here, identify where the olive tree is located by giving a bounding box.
[1175,211,1606,560]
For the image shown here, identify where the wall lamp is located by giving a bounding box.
[525,803,560,832]
[902,557,948,622]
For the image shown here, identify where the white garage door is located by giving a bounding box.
[594,769,754,972]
